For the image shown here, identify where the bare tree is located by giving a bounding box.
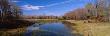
[0,0,22,24]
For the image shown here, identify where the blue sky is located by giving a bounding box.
[11,0,94,16]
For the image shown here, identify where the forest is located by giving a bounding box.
[64,0,110,22]
[0,0,33,29]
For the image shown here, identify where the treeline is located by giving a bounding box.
[0,0,22,21]
[0,0,33,28]
[22,16,58,19]
[64,0,110,22]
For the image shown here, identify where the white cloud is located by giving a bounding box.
[21,5,45,10]
[45,0,73,7]
[21,0,73,10]
[11,0,21,2]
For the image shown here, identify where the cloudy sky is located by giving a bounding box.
[11,0,94,16]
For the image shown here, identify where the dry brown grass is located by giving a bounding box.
[0,27,26,36]
[66,20,110,36]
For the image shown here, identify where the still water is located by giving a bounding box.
[24,22,81,36]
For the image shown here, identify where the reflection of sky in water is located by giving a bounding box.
[27,24,40,32]
[40,22,70,33]
[25,22,73,36]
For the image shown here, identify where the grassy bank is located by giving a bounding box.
[0,27,26,36]
[0,20,34,36]
[65,20,110,36]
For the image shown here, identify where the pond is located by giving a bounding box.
[24,21,82,36]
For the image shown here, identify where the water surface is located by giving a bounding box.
[25,22,81,36]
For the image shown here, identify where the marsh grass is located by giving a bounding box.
[65,20,110,36]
